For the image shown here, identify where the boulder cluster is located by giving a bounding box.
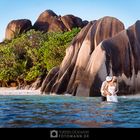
[40,16,140,96]
[5,10,88,40]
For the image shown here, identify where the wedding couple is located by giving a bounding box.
[100,76,118,102]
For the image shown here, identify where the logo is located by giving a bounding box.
[50,130,58,138]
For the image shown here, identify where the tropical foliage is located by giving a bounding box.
[0,28,80,86]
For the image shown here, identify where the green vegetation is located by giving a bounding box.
[0,28,80,86]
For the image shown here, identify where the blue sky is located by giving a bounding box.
[0,0,140,41]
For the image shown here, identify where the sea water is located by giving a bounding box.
[0,94,140,128]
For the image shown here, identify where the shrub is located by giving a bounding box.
[0,28,80,85]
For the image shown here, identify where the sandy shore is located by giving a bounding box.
[0,87,73,96]
[0,87,41,95]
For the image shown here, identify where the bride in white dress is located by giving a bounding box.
[106,76,118,102]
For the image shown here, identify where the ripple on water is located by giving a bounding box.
[0,95,140,127]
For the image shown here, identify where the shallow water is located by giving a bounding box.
[0,94,140,128]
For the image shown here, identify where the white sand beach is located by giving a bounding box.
[0,87,73,96]
[0,87,41,95]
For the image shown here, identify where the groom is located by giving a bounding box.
[100,76,112,101]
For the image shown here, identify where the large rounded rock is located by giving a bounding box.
[48,18,67,32]
[61,15,84,31]
[33,10,67,32]
[5,19,32,40]
[41,16,125,96]
[33,10,58,32]
[76,20,140,96]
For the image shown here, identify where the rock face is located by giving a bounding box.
[41,67,59,94]
[76,20,140,96]
[41,16,127,96]
[33,10,87,32]
[33,10,65,32]
[5,19,32,40]
[99,20,140,95]
[61,15,85,31]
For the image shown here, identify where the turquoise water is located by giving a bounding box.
[0,95,140,128]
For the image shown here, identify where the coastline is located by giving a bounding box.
[0,87,73,96]
[0,87,41,95]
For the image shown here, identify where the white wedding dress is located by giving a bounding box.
[107,85,118,102]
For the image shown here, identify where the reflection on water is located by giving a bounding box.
[0,95,140,128]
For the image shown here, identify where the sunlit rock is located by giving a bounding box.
[5,19,32,40]
[41,16,125,96]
